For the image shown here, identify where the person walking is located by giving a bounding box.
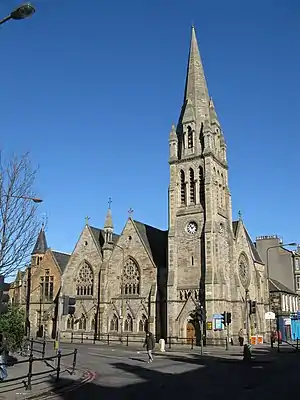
[143,331,155,363]
[238,328,244,346]
[0,333,8,381]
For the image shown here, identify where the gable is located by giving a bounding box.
[232,220,263,264]
[89,226,119,248]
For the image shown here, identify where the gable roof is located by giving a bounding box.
[133,220,168,268]
[52,251,70,273]
[269,278,295,295]
[89,226,120,247]
[232,220,263,264]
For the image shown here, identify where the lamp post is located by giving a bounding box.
[0,3,35,26]
[266,242,296,345]
[114,244,125,342]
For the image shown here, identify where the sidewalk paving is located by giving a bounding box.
[0,353,90,400]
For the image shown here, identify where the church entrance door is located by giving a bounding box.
[186,321,196,344]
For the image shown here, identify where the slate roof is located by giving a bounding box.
[52,251,70,273]
[232,220,263,264]
[269,278,295,295]
[89,226,120,248]
[133,220,168,268]
[32,228,48,255]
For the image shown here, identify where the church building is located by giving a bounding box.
[56,27,268,343]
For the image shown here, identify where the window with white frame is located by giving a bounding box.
[295,258,300,270]
[296,276,300,291]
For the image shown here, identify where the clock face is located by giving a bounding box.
[186,221,198,234]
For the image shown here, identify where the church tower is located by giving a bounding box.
[168,27,234,339]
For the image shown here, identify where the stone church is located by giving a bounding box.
[30,26,269,343]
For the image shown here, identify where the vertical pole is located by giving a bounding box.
[72,349,77,374]
[245,290,250,344]
[200,320,203,356]
[25,265,32,338]
[120,248,125,343]
[226,322,230,350]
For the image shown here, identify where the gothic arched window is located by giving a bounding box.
[189,168,195,204]
[180,170,186,206]
[67,316,74,330]
[199,166,205,208]
[138,314,148,332]
[187,126,193,148]
[76,262,94,296]
[122,258,140,295]
[78,315,87,330]
[124,314,133,332]
[110,314,118,331]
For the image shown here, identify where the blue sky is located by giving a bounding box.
[1,0,299,255]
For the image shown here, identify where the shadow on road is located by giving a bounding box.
[44,347,300,399]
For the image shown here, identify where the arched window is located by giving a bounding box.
[110,314,118,331]
[122,258,140,295]
[199,166,205,207]
[124,314,133,332]
[180,170,186,206]
[189,168,195,204]
[138,314,148,332]
[187,126,193,148]
[76,262,94,296]
[78,315,87,330]
[67,316,74,330]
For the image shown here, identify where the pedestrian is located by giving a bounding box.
[238,328,244,346]
[0,333,8,381]
[143,331,155,363]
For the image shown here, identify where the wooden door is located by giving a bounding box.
[186,322,196,344]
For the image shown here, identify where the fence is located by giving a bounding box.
[64,331,227,349]
[1,338,77,391]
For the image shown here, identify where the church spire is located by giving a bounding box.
[103,198,114,247]
[182,26,210,124]
[31,224,48,255]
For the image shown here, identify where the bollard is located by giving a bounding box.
[243,343,252,362]
[56,351,62,381]
[72,348,78,374]
[26,354,34,391]
[159,338,165,352]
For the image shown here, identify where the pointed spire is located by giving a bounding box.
[31,225,48,255]
[183,26,210,124]
[169,123,177,141]
[104,208,113,229]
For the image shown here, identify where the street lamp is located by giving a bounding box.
[0,3,35,26]
[11,195,43,203]
[266,242,297,345]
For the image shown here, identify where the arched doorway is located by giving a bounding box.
[186,321,196,344]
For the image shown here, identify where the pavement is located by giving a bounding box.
[1,340,299,399]
[0,347,93,399]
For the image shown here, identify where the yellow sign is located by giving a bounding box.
[206,321,212,330]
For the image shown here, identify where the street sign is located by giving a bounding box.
[265,311,276,320]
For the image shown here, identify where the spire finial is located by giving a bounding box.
[85,216,90,225]
[128,208,134,218]
[238,210,242,220]
[108,197,112,210]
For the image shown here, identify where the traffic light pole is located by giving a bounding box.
[200,319,203,356]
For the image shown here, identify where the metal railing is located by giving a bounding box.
[1,341,77,391]
[63,332,227,349]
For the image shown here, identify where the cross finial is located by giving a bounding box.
[238,210,242,220]
[128,208,134,217]
[85,216,90,225]
[108,197,112,209]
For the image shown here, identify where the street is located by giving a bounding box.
[42,342,300,399]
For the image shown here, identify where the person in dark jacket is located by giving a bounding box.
[0,333,8,381]
[143,331,155,363]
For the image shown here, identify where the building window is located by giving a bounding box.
[76,262,94,296]
[189,168,195,204]
[40,275,54,302]
[122,258,140,296]
[110,314,118,331]
[199,166,205,208]
[295,258,300,271]
[124,314,133,332]
[187,126,193,148]
[78,315,87,330]
[91,318,95,332]
[138,314,148,332]
[67,316,74,330]
[296,276,300,291]
[238,254,250,289]
[180,170,186,205]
